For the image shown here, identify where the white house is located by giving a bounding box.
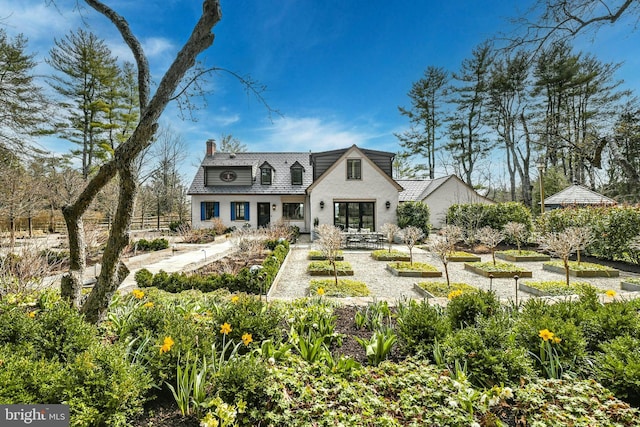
[397,175,494,228]
[188,142,402,233]
[187,140,494,233]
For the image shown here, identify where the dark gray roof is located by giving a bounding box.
[397,176,451,201]
[188,152,313,195]
[545,184,616,206]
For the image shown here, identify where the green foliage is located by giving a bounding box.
[354,299,393,332]
[169,220,189,232]
[134,268,153,287]
[167,353,209,416]
[446,202,533,241]
[446,290,501,329]
[395,299,450,356]
[580,301,640,353]
[593,335,640,405]
[442,314,533,387]
[355,329,397,366]
[416,281,476,297]
[537,205,640,263]
[213,354,271,418]
[396,201,431,235]
[308,279,371,297]
[134,238,170,251]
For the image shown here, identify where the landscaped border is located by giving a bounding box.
[495,250,550,262]
[621,278,640,292]
[446,251,481,262]
[542,261,619,278]
[386,262,442,278]
[414,281,477,298]
[519,280,599,297]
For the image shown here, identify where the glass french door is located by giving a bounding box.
[334,202,375,230]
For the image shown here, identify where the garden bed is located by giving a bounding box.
[386,262,442,278]
[543,261,619,278]
[519,281,599,296]
[414,281,477,298]
[309,279,371,297]
[307,261,354,276]
[445,251,481,262]
[307,250,344,261]
[495,250,550,262]
[371,249,411,261]
[464,261,532,278]
[621,278,640,292]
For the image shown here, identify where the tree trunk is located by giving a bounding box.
[61,208,87,307]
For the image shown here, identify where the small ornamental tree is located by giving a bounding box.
[567,226,593,265]
[428,225,463,288]
[503,221,527,253]
[539,229,579,287]
[476,226,504,265]
[316,224,343,287]
[400,226,424,265]
[380,223,400,253]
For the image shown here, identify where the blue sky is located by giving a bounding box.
[2,0,640,181]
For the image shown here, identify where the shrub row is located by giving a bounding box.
[446,202,533,235]
[135,242,289,294]
[536,205,640,263]
[133,238,169,252]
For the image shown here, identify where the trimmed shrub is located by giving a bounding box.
[593,335,640,405]
[397,201,431,236]
[396,299,450,356]
[447,202,533,244]
[446,290,501,329]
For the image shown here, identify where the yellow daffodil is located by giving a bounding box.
[159,336,175,354]
[132,289,145,299]
[231,295,240,304]
[242,333,253,346]
[538,329,554,342]
[143,301,154,308]
[317,287,325,296]
[28,311,36,318]
[448,289,464,299]
[552,336,562,344]
[220,322,232,335]
[605,290,617,298]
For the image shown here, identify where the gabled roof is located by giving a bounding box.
[188,152,312,195]
[305,145,404,193]
[397,175,494,203]
[545,184,616,206]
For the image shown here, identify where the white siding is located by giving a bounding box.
[424,178,492,228]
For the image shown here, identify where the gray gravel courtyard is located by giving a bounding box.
[268,240,640,305]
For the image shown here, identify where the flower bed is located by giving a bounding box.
[495,250,550,262]
[519,280,599,296]
[445,251,481,262]
[307,261,354,276]
[307,250,344,261]
[371,249,411,261]
[386,261,442,277]
[542,261,619,278]
[464,261,532,278]
[414,281,477,298]
[308,278,371,297]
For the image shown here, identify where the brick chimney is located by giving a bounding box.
[206,139,216,157]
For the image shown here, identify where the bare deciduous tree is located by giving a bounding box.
[315,224,343,287]
[379,223,400,253]
[428,225,463,288]
[400,226,424,265]
[477,226,504,265]
[539,229,580,286]
[567,226,594,264]
[503,221,527,253]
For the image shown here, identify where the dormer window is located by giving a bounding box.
[290,162,304,185]
[260,163,273,185]
[347,159,361,180]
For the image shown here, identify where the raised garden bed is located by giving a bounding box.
[307,250,344,261]
[542,261,619,278]
[464,261,532,278]
[414,281,477,298]
[309,278,371,297]
[307,261,354,276]
[495,250,550,262]
[446,251,481,262]
[386,262,442,278]
[371,249,411,262]
[519,281,599,296]
[621,278,640,292]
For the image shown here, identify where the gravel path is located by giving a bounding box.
[269,241,640,306]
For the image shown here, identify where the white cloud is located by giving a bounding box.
[256,116,374,152]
